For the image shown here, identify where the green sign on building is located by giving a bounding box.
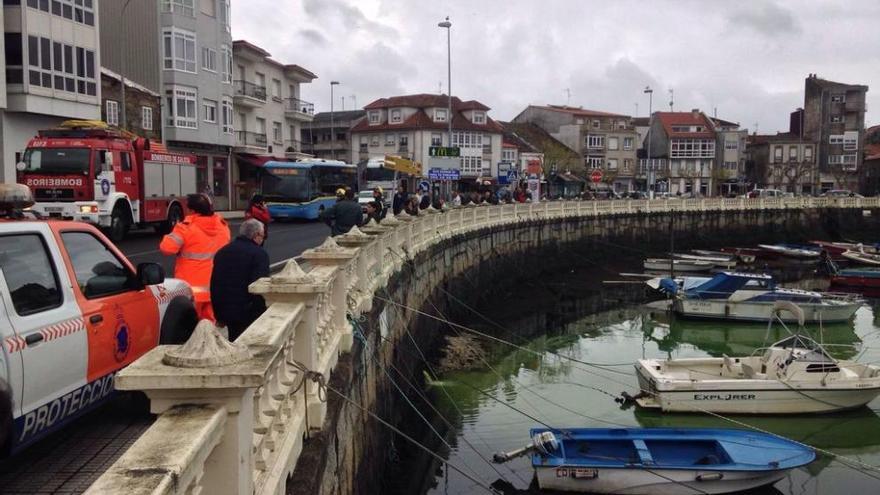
[429,146,461,157]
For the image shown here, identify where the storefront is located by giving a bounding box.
[168,141,233,210]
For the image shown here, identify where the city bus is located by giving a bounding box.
[261,159,357,220]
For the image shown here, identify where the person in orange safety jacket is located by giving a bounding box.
[160,193,231,320]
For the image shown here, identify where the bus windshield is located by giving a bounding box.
[262,169,311,203]
[22,148,91,175]
[364,166,396,182]
[313,165,357,196]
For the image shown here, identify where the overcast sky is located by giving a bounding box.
[232,0,880,134]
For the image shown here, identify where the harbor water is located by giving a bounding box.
[415,301,880,495]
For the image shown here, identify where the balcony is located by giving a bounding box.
[482,144,492,155]
[638,158,668,176]
[284,98,315,122]
[234,131,268,152]
[283,139,307,158]
[233,80,267,107]
[398,144,409,153]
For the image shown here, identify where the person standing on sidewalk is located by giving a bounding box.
[160,193,230,321]
[210,219,270,341]
[320,188,363,236]
[245,194,271,244]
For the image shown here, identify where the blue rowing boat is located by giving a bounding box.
[494,427,815,494]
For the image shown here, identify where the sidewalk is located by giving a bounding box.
[217,210,245,220]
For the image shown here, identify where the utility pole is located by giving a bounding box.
[120,0,133,130]
[330,81,339,160]
[668,88,674,112]
[645,86,654,198]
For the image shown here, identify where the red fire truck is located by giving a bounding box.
[16,122,198,241]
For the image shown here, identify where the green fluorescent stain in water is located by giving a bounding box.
[422,302,880,495]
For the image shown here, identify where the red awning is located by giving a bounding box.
[236,153,286,168]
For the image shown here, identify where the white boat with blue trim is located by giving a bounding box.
[493,427,815,494]
[635,302,880,414]
[647,271,861,323]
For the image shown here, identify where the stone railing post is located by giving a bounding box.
[336,226,379,312]
[299,237,358,352]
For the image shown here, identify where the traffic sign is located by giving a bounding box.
[418,180,431,192]
[428,168,460,180]
[507,170,519,182]
[590,170,603,183]
[429,146,461,158]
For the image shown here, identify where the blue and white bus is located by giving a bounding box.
[262,159,358,220]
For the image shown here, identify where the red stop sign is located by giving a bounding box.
[590,170,603,183]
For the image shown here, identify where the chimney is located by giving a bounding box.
[691,108,700,118]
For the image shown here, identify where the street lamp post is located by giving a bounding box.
[644,86,654,198]
[330,81,339,160]
[438,17,452,148]
[120,0,133,130]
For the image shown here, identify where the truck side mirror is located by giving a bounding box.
[137,262,165,286]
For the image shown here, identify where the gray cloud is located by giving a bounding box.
[727,2,800,37]
[298,29,327,46]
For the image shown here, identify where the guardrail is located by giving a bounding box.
[85,196,880,494]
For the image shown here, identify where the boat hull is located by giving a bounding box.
[673,298,859,323]
[535,465,788,494]
[644,259,713,272]
[832,274,880,288]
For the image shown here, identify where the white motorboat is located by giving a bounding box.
[841,249,880,266]
[648,271,861,323]
[673,252,737,269]
[635,302,880,414]
[643,258,714,272]
[693,249,755,264]
[757,244,821,259]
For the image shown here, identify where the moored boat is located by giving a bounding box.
[841,249,880,266]
[694,249,755,264]
[757,244,821,260]
[644,258,714,272]
[493,427,815,494]
[673,253,737,270]
[634,302,880,415]
[648,271,861,323]
[811,240,880,256]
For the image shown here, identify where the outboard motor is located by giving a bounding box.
[493,431,559,463]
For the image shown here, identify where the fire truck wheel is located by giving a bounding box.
[159,296,199,344]
[156,204,183,234]
[108,204,132,242]
[0,379,12,456]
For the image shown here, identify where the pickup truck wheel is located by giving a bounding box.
[155,204,183,234]
[159,296,198,344]
[0,380,12,456]
[108,204,131,242]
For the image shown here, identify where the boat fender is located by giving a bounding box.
[696,472,724,482]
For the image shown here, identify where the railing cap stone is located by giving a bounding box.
[163,320,252,368]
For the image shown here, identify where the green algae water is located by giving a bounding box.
[418,303,880,495]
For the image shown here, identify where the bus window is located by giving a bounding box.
[313,165,357,196]
[364,166,396,182]
[262,170,311,203]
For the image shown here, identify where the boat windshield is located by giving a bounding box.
[771,334,835,362]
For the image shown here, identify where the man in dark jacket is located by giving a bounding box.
[210,219,270,341]
[392,185,408,215]
[320,188,363,236]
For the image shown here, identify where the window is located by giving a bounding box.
[272,79,282,99]
[830,115,843,123]
[200,0,216,16]
[843,132,858,151]
[617,120,627,130]
[399,135,409,148]
[162,0,195,16]
[723,161,737,170]
[359,136,368,151]
[670,139,715,158]
[163,28,196,73]
[255,117,266,137]
[586,135,605,149]
[607,158,618,170]
[431,133,442,146]
[105,100,119,126]
[623,137,634,150]
[120,152,132,172]
[369,111,381,124]
[62,232,136,299]
[828,155,844,165]
[461,156,482,175]
[0,234,62,315]
[201,47,216,72]
[473,112,485,124]
[219,0,231,32]
[220,45,232,83]
[273,121,282,143]
[28,35,51,88]
[385,133,395,145]
[804,146,813,162]
[788,146,798,161]
[773,146,783,163]
[623,159,632,171]
[829,135,844,145]
[451,131,483,148]
[435,109,447,122]
[142,106,153,131]
[28,35,95,95]
[202,99,217,123]
[592,120,600,129]
[831,94,846,103]
[254,72,266,91]
[587,156,603,169]
[166,85,198,129]
[390,109,402,123]
[370,135,380,147]
[725,140,739,150]
[607,136,619,150]
[32,0,94,25]
[221,98,233,134]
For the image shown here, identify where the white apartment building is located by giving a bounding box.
[350,94,503,187]
[2,0,101,183]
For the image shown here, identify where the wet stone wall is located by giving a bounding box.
[288,207,880,495]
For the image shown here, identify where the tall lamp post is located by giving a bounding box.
[329,80,339,160]
[438,17,452,148]
[119,0,134,130]
[644,86,654,198]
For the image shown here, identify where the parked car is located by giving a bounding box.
[821,190,864,198]
[0,184,197,456]
[745,189,784,199]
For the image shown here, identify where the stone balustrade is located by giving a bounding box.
[85,196,879,495]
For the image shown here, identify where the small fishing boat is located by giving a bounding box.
[673,253,737,270]
[693,249,755,264]
[493,427,815,494]
[720,246,769,262]
[634,302,880,414]
[841,249,880,266]
[647,271,861,323]
[811,240,880,256]
[824,258,880,289]
[757,244,820,260]
[644,258,714,272]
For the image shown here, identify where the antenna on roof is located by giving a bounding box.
[668,88,674,112]
[635,102,639,118]
[438,81,443,94]
[754,122,759,135]
[564,88,571,106]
